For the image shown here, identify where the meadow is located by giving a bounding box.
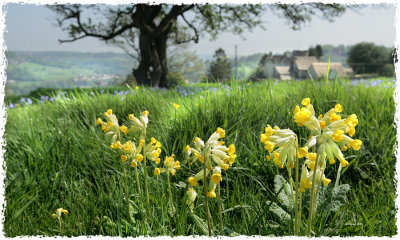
[3,78,397,236]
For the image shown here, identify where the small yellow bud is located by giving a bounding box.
[322,177,331,186]
[334,104,343,113]
[120,125,128,135]
[139,139,145,147]
[301,98,311,106]
[308,153,317,161]
[131,161,138,168]
[298,146,308,158]
[96,118,103,125]
[211,173,222,184]
[351,139,362,151]
[266,155,271,161]
[319,120,326,129]
[104,109,112,117]
[347,126,356,137]
[136,154,143,162]
[216,127,226,138]
[330,113,341,122]
[207,190,216,198]
[107,121,114,127]
[221,164,229,171]
[329,158,335,164]
[173,103,180,110]
[340,158,349,167]
[101,125,109,133]
[154,168,161,176]
[188,177,197,187]
[185,145,190,152]
[121,155,128,162]
[142,110,149,116]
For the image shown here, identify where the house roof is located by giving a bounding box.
[309,62,347,77]
[293,56,319,70]
[269,55,290,64]
[274,66,290,75]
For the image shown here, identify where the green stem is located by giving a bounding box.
[203,156,212,237]
[217,183,224,235]
[134,166,144,215]
[298,192,303,236]
[58,218,62,234]
[294,153,300,236]
[123,164,131,222]
[167,172,174,211]
[334,165,343,188]
[306,154,320,237]
[143,154,151,218]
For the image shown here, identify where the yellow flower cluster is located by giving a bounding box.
[262,98,363,192]
[153,154,181,176]
[185,127,236,199]
[97,109,163,168]
[261,125,297,169]
[51,208,68,219]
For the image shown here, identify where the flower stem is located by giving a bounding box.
[334,165,343,188]
[143,153,151,219]
[134,166,144,216]
[306,154,319,237]
[58,218,62,234]
[203,157,212,237]
[217,182,224,235]
[167,171,174,211]
[123,164,131,222]
[294,153,300,236]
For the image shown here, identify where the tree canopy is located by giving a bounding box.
[49,4,347,87]
[207,48,231,82]
[347,42,393,75]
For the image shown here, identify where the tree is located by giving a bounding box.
[207,48,231,82]
[347,42,392,74]
[168,44,206,83]
[49,4,347,87]
[249,53,269,81]
[316,45,323,59]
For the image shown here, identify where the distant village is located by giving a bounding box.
[261,50,353,80]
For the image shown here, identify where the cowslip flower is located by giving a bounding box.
[185,128,235,197]
[261,125,297,169]
[153,154,181,176]
[186,187,197,212]
[51,208,68,219]
[298,98,362,169]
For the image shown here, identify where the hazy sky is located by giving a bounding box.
[3,3,396,57]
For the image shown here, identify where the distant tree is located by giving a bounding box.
[207,48,231,82]
[316,45,323,59]
[249,53,269,81]
[50,4,348,87]
[308,46,317,57]
[168,44,206,82]
[347,42,392,74]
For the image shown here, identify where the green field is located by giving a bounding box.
[3,79,396,236]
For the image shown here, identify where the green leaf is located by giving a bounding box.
[190,214,213,235]
[266,200,291,222]
[274,175,293,211]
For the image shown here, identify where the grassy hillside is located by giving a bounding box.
[5,51,133,96]
[4,78,396,237]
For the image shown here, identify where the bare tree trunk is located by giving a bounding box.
[133,31,168,87]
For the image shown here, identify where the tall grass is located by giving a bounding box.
[3,79,396,236]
